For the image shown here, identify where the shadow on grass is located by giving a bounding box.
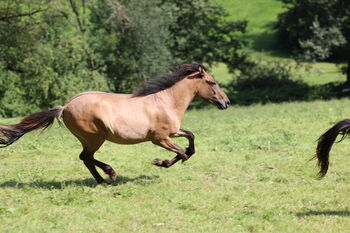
[242,21,291,58]
[189,81,350,109]
[188,80,350,110]
[228,80,350,106]
[242,32,283,55]
[296,210,350,217]
[0,174,159,189]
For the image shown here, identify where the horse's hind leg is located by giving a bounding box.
[79,149,105,184]
[78,136,117,183]
[79,149,117,183]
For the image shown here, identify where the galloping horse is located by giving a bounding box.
[0,64,230,183]
[316,119,350,177]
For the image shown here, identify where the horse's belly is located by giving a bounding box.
[106,136,148,144]
[105,119,151,144]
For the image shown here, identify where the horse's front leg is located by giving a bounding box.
[172,129,195,158]
[152,137,188,168]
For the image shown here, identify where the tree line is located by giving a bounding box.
[0,0,247,116]
[0,0,349,117]
[278,0,350,82]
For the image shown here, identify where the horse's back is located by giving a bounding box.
[62,92,124,134]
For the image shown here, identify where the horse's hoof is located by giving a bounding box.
[104,166,117,181]
[152,158,162,166]
[107,170,117,181]
[110,173,117,181]
[152,158,169,168]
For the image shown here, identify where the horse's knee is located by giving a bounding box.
[185,131,194,141]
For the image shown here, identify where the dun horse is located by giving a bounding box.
[316,119,350,177]
[0,64,230,183]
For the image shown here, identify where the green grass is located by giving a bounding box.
[1,100,350,232]
[212,60,346,88]
[213,0,284,55]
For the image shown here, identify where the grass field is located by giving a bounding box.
[214,0,284,54]
[1,99,350,232]
[1,0,350,232]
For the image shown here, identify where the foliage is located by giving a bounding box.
[0,0,108,116]
[298,20,347,61]
[227,60,310,104]
[89,0,249,91]
[163,0,248,72]
[277,0,350,81]
[277,0,349,54]
[225,59,350,105]
[0,0,248,117]
[88,0,174,92]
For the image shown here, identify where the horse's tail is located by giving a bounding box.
[0,106,64,148]
[316,119,350,178]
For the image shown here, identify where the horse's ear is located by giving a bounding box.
[198,66,204,74]
[188,65,205,79]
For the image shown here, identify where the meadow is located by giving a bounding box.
[1,100,350,232]
[1,0,350,232]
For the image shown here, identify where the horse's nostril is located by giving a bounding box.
[226,100,231,105]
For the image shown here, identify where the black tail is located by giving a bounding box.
[316,119,350,178]
[0,106,64,148]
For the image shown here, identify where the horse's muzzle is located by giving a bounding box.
[215,99,230,110]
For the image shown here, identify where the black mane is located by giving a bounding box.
[133,63,206,97]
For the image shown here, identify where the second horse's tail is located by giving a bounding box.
[0,106,64,148]
[316,119,350,178]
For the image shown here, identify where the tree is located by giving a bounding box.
[0,0,108,116]
[89,0,248,91]
[277,0,350,83]
[163,0,248,72]
[0,0,249,116]
[88,0,174,92]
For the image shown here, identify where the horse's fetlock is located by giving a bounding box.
[181,154,189,162]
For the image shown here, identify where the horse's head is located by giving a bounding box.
[189,65,230,110]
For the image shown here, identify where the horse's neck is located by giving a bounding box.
[158,78,199,120]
